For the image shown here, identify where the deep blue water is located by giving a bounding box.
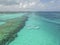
[0,12,60,45]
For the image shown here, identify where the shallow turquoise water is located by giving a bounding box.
[0,13,25,25]
[9,13,60,45]
[0,12,60,45]
[0,13,25,20]
[0,22,6,25]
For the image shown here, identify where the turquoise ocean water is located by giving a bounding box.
[0,12,60,45]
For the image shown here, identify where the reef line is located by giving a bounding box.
[0,16,28,45]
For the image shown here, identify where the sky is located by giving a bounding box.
[0,0,60,11]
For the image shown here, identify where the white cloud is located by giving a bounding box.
[29,2,36,6]
[50,1,55,3]
[0,4,20,11]
[38,3,46,9]
[19,3,23,8]
[22,4,28,8]
[0,0,60,11]
[19,3,28,9]
[19,2,36,9]
[0,5,3,7]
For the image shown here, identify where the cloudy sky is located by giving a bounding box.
[0,0,60,11]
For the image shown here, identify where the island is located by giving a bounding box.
[0,16,28,45]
